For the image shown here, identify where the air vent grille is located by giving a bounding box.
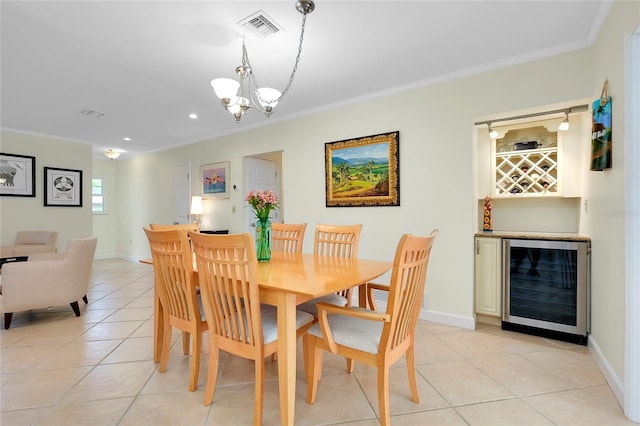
[80,109,105,119]
[239,10,283,39]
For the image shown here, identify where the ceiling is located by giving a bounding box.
[1,1,610,160]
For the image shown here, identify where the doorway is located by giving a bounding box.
[174,162,191,225]
[243,151,283,233]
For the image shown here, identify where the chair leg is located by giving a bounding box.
[182,331,190,355]
[254,354,264,425]
[304,334,322,404]
[70,301,81,317]
[406,343,420,403]
[204,346,219,406]
[346,357,355,373]
[378,367,391,426]
[82,295,88,304]
[4,312,13,329]
[159,318,172,373]
[188,331,201,392]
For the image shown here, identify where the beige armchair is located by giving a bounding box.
[0,236,97,329]
[0,231,58,258]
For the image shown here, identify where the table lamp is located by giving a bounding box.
[190,196,203,226]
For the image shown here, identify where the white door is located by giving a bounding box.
[245,157,278,232]
[174,162,191,224]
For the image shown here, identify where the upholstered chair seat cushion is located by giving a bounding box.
[308,307,383,354]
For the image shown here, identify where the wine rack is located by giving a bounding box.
[495,148,558,196]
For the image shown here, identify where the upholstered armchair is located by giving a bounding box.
[0,231,58,258]
[0,236,97,329]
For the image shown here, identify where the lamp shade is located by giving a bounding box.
[211,78,239,100]
[256,87,281,108]
[190,196,203,215]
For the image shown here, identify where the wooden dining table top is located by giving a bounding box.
[140,251,391,299]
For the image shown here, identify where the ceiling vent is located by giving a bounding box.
[238,10,283,39]
[80,109,105,119]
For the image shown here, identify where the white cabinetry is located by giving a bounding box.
[475,237,502,322]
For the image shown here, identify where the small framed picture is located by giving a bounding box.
[200,161,230,199]
[0,152,36,197]
[44,167,83,207]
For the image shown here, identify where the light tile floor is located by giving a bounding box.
[1,259,635,425]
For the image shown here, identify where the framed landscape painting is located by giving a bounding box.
[44,167,83,207]
[325,131,400,207]
[200,161,230,199]
[0,152,36,197]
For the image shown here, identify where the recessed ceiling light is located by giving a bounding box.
[188,113,198,119]
[123,137,131,141]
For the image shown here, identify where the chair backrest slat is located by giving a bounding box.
[314,224,362,258]
[190,232,263,349]
[144,228,199,323]
[272,223,307,253]
[381,229,438,354]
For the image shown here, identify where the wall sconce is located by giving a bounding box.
[190,196,203,226]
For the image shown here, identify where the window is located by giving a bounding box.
[92,176,107,214]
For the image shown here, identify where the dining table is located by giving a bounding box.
[141,250,391,426]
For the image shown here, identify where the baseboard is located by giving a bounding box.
[420,308,475,330]
[589,334,624,407]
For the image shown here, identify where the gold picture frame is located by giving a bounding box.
[325,131,400,207]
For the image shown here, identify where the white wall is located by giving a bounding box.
[0,131,93,250]
[581,0,640,405]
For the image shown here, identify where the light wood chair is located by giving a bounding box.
[303,230,438,426]
[143,227,207,392]
[271,222,307,253]
[189,232,314,423]
[297,224,362,316]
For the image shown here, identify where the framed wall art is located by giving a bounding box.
[44,167,83,207]
[0,152,36,197]
[590,79,612,171]
[200,161,230,199]
[325,131,400,207]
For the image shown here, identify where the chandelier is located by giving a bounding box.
[210,0,315,123]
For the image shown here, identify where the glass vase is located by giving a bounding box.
[255,217,272,262]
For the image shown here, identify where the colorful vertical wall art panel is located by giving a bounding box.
[591,82,612,171]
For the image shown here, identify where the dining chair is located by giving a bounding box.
[297,223,362,316]
[189,232,314,423]
[271,222,307,253]
[303,229,438,426]
[143,227,207,392]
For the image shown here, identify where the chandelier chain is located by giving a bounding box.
[245,12,308,105]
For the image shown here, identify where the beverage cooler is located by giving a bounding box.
[502,238,590,345]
